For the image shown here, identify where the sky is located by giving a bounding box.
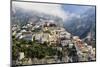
[12,1,95,21]
[62,5,93,15]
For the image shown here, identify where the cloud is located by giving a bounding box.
[12,1,69,21]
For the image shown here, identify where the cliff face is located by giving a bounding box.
[63,7,96,39]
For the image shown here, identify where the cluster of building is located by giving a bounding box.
[72,36,96,61]
[12,21,71,47]
[12,20,96,65]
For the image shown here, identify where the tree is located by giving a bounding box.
[67,44,79,62]
[12,45,19,60]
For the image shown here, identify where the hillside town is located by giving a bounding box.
[12,20,96,66]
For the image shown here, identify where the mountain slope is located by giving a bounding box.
[63,7,96,39]
[11,7,63,27]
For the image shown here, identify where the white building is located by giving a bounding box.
[61,40,71,46]
[59,31,71,39]
[19,52,24,60]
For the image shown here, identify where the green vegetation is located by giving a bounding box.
[32,28,41,32]
[12,36,60,60]
[43,30,51,34]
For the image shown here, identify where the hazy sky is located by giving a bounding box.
[62,4,94,14]
[12,1,95,21]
